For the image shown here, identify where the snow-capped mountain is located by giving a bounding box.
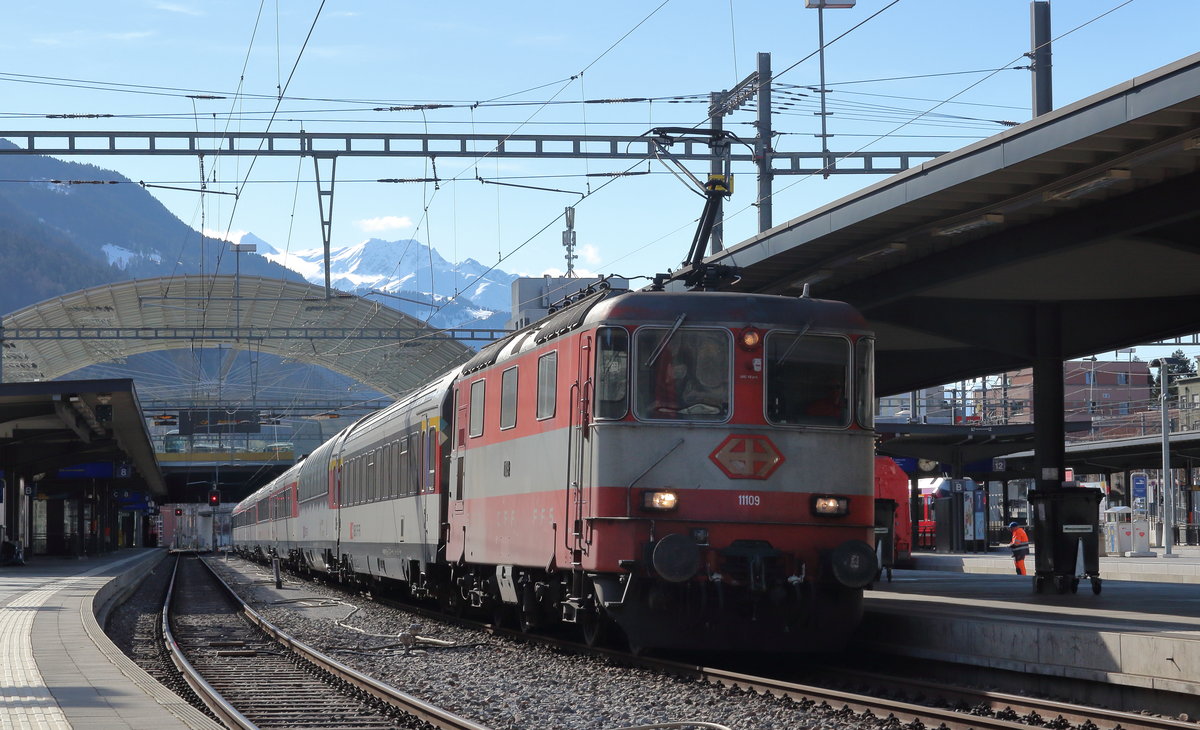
[251,235,517,328]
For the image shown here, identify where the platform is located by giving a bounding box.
[0,548,220,730]
[909,543,1200,583]
[857,546,1200,702]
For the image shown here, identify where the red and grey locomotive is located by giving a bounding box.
[233,283,878,652]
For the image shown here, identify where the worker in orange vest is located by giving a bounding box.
[1004,521,1030,575]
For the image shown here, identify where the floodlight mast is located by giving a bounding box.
[1151,356,1185,558]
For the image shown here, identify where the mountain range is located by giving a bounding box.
[0,138,516,330]
[250,234,515,329]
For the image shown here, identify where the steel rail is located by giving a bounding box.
[815,667,1200,730]
[161,555,259,730]
[200,556,492,730]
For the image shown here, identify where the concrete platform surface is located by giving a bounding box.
[859,556,1200,698]
[909,543,1200,583]
[0,549,220,730]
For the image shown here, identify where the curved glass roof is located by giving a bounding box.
[0,275,476,397]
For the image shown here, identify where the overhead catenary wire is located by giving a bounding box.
[699,0,1141,273]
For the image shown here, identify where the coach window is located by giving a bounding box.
[500,366,519,430]
[537,352,557,419]
[765,332,851,427]
[368,451,378,502]
[469,379,486,437]
[399,436,411,495]
[855,338,875,429]
[425,427,436,491]
[635,328,730,421]
[595,327,629,419]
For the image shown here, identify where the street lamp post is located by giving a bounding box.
[1086,355,1097,415]
[805,1,855,178]
[1151,357,1182,558]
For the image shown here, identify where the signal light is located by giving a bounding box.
[174,508,183,516]
[208,490,220,507]
[737,327,762,351]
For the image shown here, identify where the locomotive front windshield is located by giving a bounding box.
[765,332,851,427]
[633,327,731,421]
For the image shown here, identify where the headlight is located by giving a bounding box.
[812,495,849,516]
[642,490,679,511]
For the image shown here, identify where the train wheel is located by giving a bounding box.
[1070,577,1079,594]
[1033,576,1045,594]
[518,585,541,633]
[439,588,465,618]
[491,603,513,630]
[1091,577,1102,595]
[579,607,612,648]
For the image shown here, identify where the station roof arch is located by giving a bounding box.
[0,275,474,397]
[703,52,1200,397]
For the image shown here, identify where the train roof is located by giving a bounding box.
[463,288,870,374]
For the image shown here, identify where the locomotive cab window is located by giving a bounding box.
[595,327,629,420]
[765,332,851,427]
[634,327,730,421]
[855,338,875,429]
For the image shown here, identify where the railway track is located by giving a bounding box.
[688,664,1199,730]
[163,554,489,730]
[214,554,1197,730]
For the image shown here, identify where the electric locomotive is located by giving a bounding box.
[233,283,878,653]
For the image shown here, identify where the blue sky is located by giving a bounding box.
[1,0,1197,293]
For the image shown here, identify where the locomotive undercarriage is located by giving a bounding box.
[238,534,869,653]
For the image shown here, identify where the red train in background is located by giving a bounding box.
[873,456,913,570]
[233,283,880,653]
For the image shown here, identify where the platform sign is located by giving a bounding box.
[1132,472,1148,511]
[1132,473,1148,499]
[972,490,986,541]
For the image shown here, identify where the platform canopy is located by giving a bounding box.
[703,52,1200,397]
[0,378,163,495]
[0,275,474,397]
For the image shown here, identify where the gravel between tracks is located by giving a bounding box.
[205,555,908,730]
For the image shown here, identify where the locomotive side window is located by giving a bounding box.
[765,333,851,427]
[537,352,557,420]
[468,379,485,438]
[500,366,518,430]
[634,327,731,421]
[594,327,629,420]
[855,338,875,428]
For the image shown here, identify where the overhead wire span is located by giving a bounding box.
[702,0,1141,271]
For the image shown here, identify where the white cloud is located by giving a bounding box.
[154,3,203,16]
[357,216,413,233]
[579,244,601,266]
